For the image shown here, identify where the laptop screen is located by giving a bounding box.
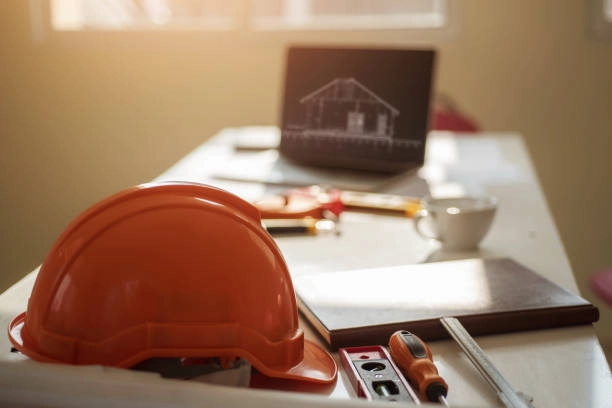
[279,46,436,173]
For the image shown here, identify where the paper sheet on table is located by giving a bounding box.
[212,149,424,193]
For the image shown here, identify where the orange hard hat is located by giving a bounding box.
[8,182,336,384]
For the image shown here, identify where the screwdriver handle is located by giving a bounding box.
[389,330,448,403]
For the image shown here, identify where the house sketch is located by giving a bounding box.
[279,48,431,171]
[299,78,400,139]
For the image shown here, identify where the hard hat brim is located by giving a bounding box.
[8,313,53,364]
[269,339,337,384]
[9,313,337,385]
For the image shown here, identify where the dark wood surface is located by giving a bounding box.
[295,258,599,349]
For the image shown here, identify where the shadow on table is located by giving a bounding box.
[420,247,499,264]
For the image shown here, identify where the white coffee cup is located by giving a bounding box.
[414,195,498,251]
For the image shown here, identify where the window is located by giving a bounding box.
[250,0,448,31]
[590,0,612,40]
[49,0,449,31]
[50,0,242,30]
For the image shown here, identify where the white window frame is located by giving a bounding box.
[29,0,460,47]
[249,0,449,31]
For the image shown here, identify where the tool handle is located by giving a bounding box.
[388,330,448,403]
[262,218,318,235]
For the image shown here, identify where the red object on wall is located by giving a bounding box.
[431,109,480,132]
[591,269,612,306]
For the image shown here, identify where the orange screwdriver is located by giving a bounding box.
[388,330,449,406]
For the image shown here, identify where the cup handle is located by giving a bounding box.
[414,209,438,240]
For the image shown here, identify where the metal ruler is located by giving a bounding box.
[440,317,535,408]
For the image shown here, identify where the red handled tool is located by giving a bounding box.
[253,185,420,220]
[254,188,344,220]
[388,330,449,406]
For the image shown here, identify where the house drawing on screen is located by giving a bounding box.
[299,78,399,139]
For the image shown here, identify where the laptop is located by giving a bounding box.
[213,46,436,192]
[279,46,436,173]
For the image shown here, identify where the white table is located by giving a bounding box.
[1,127,610,407]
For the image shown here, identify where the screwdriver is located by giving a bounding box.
[388,330,449,406]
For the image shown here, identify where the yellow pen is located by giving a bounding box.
[339,191,422,217]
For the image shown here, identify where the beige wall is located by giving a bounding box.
[2,1,612,352]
